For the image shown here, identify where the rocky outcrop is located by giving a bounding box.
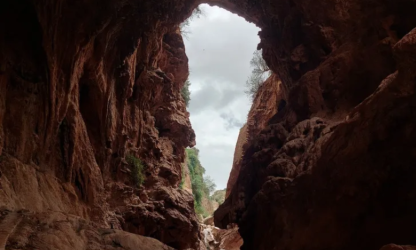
[381,245,416,250]
[201,196,219,217]
[0,0,201,249]
[225,124,247,199]
[216,1,416,250]
[1,209,175,250]
[3,0,416,250]
[201,224,243,250]
[226,74,283,197]
[182,157,193,194]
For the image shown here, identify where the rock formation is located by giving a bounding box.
[200,223,243,250]
[1,209,175,250]
[216,1,416,250]
[182,157,193,194]
[0,0,201,249]
[226,124,247,199]
[2,0,416,249]
[226,74,283,197]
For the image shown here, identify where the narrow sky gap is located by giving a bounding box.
[183,4,261,189]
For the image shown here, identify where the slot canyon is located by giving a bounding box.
[1,0,416,250]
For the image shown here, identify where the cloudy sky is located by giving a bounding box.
[183,4,261,190]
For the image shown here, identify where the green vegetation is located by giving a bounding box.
[203,176,216,196]
[126,154,146,187]
[180,7,203,38]
[181,79,191,107]
[245,50,271,99]
[179,163,186,189]
[185,148,217,218]
[211,189,226,205]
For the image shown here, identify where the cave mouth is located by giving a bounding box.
[180,3,261,216]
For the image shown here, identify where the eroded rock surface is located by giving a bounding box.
[2,0,416,249]
[200,224,243,250]
[226,74,283,197]
[0,0,201,249]
[216,1,416,250]
[1,209,175,250]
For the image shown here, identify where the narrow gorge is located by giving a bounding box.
[1,0,416,250]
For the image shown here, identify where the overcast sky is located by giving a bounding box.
[183,4,261,190]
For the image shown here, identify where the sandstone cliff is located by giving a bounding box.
[2,0,416,250]
[226,74,283,197]
[215,1,416,250]
[0,0,201,249]
[182,157,193,194]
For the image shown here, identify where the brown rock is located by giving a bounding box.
[3,0,416,250]
[1,210,175,250]
[226,74,284,198]
[0,1,200,249]
[216,2,416,250]
[201,224,243,250]
[181,155,193,194]
[380,245,416,250]
[226,124,248,199]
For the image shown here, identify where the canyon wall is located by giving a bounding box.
[2,0,416,249]
[215,0,416,250]
[226,74,283,198]
[0,0,203,249]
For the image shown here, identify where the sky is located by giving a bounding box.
[183,4,261,190]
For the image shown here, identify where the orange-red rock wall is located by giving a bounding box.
[215,1,416,250]
[0,0,201,249]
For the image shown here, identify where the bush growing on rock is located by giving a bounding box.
[126,155,146,187]
[245,50,271,99]
[181,79,191,107]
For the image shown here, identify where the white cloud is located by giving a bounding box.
[183,4,260,189]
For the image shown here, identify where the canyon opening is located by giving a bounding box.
[1,0,416,250]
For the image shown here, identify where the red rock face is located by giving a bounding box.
[215,1,416,250]
[2,0,416,249]
[0,0,200,249]
[226,74,284,198]
[226,124,247,199]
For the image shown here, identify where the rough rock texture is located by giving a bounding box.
[3,0,416,250]
[182,157,193,194]
[226,74,283,198]
[0,209,175,250]
[225,124,247,199]
[201,224,243,250]
[201,196,219,217]
[0,0,201,249]
[215,1,416,250]
[381,245,416,250]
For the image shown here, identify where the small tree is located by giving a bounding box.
[180,7,203,38]
[126,155,146,187]
[181,79,191,107]
[245,50,271,99]
[203,176,216,196]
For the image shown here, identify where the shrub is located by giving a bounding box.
[179,163,185,189]
[180,7,203,38]
[203,176,216,197]
[185,148,208,216]
[181,79,191,107]
[245,50,271,99]
[126,155,146,187]
[211,189,226,205]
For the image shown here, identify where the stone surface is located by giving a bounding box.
[182,156,193,194]
[0,0,201,249]
[200,224,242,250]
[216,2,416,250]
[1,209,175,250]
[2,0,416,250]
[226,74,283,198]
